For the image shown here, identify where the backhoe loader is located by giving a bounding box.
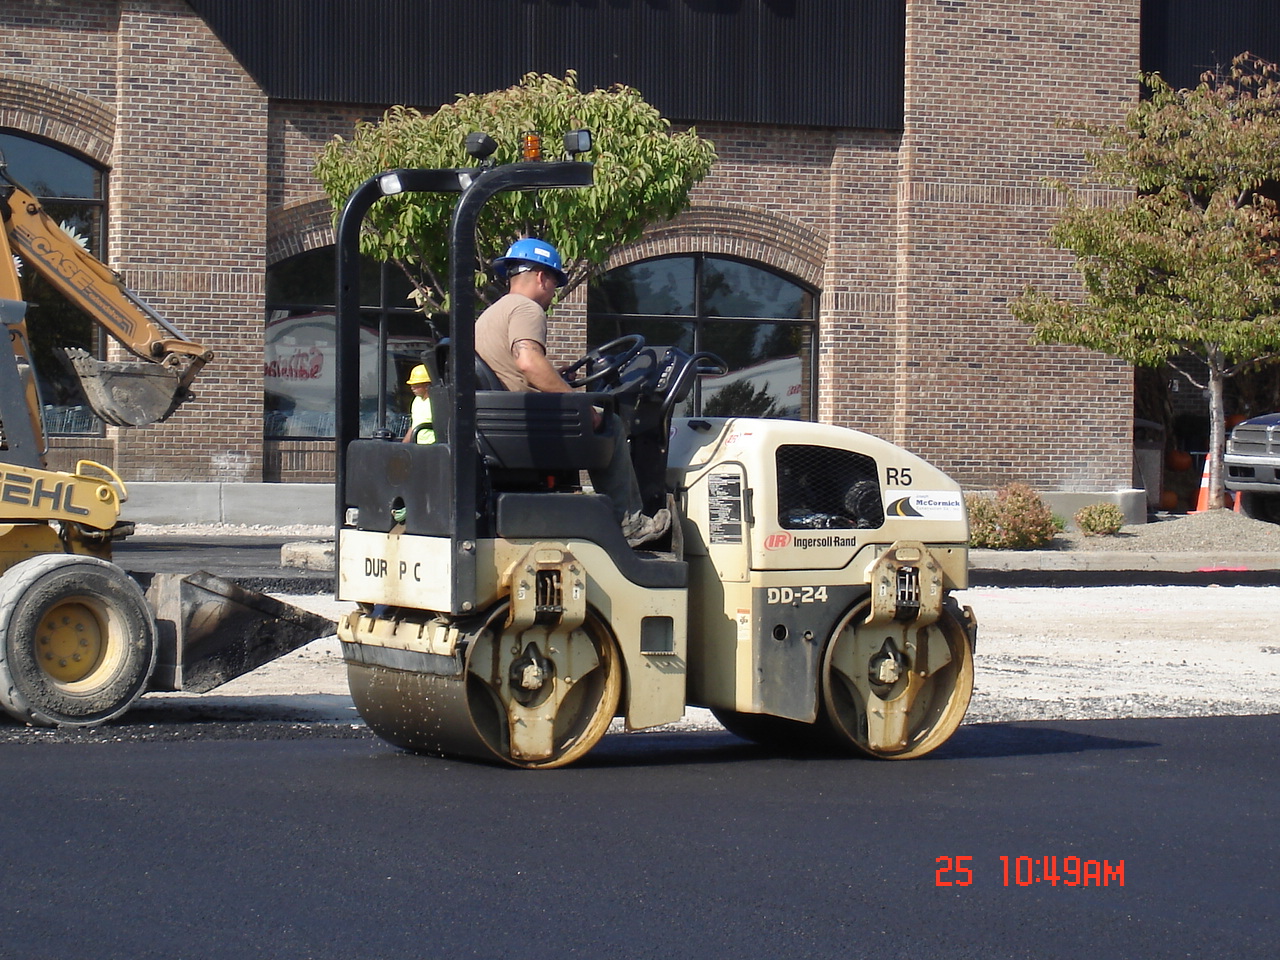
[0,153,331,727]
[334,134,977,768]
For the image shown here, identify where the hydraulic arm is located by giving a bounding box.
[0,158,212,427]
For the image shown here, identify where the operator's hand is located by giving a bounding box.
[591,405,604,432]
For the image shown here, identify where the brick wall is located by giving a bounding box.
[6,0,1146,494]
[109,0,268,482]
[893,0,1140,489]
[5,0,268,482]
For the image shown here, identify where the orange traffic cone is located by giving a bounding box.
[1190,457,1211,513]
[1234,490,1243,513]
[1191,458,1234,512]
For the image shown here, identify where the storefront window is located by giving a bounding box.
[0,131,106,435]
[588,255,816,419]
[264,248,444,438]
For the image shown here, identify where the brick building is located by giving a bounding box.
[1,0,1272,509]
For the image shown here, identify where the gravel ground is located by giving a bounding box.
[132,579,1280,733]
[131,505,1280,553]
[120,507,1280,737]
[955,583,1280,722]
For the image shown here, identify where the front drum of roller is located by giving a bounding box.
[347,662,492,761]
[347,604,622,769]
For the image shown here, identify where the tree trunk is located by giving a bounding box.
[1206,359,1227,511]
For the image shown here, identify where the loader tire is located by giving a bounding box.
[0,555,156,727]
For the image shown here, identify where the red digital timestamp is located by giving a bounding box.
[935,855,1125,887]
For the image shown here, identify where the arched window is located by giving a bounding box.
[264,247,444,438]
[588,255,817,419]
[0,131,106,435]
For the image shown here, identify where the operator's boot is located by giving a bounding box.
[623,508,670,548]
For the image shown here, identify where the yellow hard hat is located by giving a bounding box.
[406,364,431,385]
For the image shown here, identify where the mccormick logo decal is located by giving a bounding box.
[885,491,965,521]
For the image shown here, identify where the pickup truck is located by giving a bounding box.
[1225,413,1280,523]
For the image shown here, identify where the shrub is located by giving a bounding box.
[1074,502,1126,536]
[965,494,1003,548]
[966,483,1059,549]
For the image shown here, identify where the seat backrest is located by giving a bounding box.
[475,353,507,391]
[476,392,616,471]
[431,338,508,390]
[420,337,615,472]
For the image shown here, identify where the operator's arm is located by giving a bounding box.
[513,340,571,393]
[513,340,603,430]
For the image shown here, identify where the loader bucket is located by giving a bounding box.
[143,571,337,693]
[62,347,191,426]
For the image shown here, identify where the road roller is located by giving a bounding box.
[331,139,977,768]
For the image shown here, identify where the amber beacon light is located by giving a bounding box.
[520,132,542,161]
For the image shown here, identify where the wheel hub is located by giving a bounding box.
[36,601,105,684]
[870,637,906,688]
[509,642,555,705]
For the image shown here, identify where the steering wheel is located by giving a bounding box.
[561,334,646,388]
[658,350,729,419]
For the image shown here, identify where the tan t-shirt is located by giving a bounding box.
[474,293,547,392]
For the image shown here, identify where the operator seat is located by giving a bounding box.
[431,339,619,474]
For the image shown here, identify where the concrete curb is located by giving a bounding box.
[280,540,335,572]
[969,550,1280,573]
[121,482,333,526]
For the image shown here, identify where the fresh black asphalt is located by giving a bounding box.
[0,714,1274,959]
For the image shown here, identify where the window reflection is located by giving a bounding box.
[587,316,695,355]
[0,133,100,198]
[265,248,335,305]
[589,259,695,316]
[703,257,813,319]
[700,321,809,419]
[264,249,442,439]
[265,247,415,309]
[0,132,105,436]
[588,255,816,419]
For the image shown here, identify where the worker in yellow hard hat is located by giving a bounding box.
[401,363,435,444]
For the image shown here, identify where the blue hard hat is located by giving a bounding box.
[492,238,568,287]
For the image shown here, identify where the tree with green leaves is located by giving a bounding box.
[313,71,716,317]
[1011,53,1280,510]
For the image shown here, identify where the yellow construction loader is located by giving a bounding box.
[0,154,330,727]
[334,134,976,768]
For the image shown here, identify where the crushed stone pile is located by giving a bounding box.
[1057,509,1280,553]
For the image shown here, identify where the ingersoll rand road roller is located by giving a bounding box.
[332,136,977,768]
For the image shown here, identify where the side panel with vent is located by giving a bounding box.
[776,443,884,531]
